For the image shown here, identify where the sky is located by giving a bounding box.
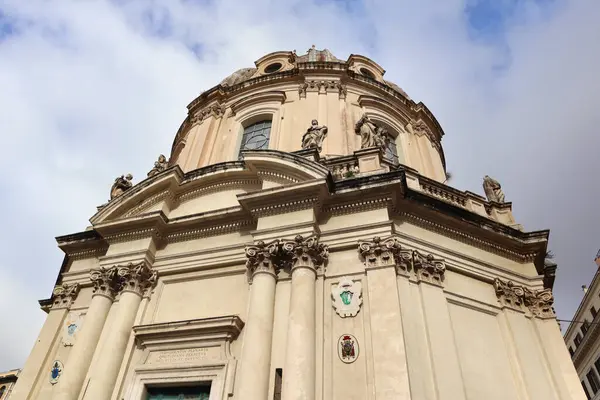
[0,0,599,371]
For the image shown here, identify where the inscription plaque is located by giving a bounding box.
[146,347,218,365]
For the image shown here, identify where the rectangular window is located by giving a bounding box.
[583,381,591,400]
[575,333,583,346]
[147,385,210,400]
[569,346,575,357]
[583,320,590,335]
[273,368,283,400]
[592,306,598,319]
[587,370,600,394]
[595,358,600,380]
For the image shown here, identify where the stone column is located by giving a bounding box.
[236,240,280,399]
[11,284,80,400]
[282,235,328,400]
[84,262,157,400]
[54,271,119,400]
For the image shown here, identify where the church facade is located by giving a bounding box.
[11,47,584,400]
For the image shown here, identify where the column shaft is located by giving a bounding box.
[282,267,316,400]
[55,294,113,400]
[84,291,142,400]
[236,271,277,398]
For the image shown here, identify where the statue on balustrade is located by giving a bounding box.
[302,119,328,152]
[110,174,133,200]
[147,154,168,177]
[483,175,505,203]
[355,114,388,150]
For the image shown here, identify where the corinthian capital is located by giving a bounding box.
[245,240,280,280]
[412,251,446,285]
[358,236,407,270]
[281,235,329,271]
[51,283,80,309]
[90,267,120,299]
[493,278,555,318]
[117,262,158,297]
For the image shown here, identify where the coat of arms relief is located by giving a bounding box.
[331,277,362,318]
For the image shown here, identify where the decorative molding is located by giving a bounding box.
[178,179,262,203]
[324,197,391,216]
[399,212,536,263]
[493,278,555,318]
[104,227,161,244]
[124,191,175,218]
[229,91,286,116]
[358,236,446,285]
[51,283,80,310]
[251,197,319,218]
[117,261,158,297]
[165,220,253,243]
[90,267,120,300]
[256,171,300,185]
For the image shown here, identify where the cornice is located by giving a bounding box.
[230,91,286,116]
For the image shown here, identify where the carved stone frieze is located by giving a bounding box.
[51,283,80,309]
[245,240,280,280]
[281,235,329,272]
[358,236,446,285]
[298,80,347,99]
[117,261,158,297]
[190,103,227,124]
[90,267,121,299]
[493,278,555,318]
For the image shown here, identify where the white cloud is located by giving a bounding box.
[0,0,598,369]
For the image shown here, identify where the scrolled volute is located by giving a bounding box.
[117,261,158,297]
[245,240,280,278]
[90,267,120,299]
[494,278,555,318]
[412,250,446,285]
[281,235,329,271]
[358,236,404,269]
[51,283,80,309]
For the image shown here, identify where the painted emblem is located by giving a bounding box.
[49,360,63,384]
[331,277,362,318]
[338,334,359,364]
[62,312,84,346]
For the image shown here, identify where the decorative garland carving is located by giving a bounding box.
[493,278,555,318]
[51,283,80,309]
[358,236,446,285]
[190,103,227,124]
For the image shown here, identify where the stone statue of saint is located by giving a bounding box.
[483,175,505,203]
[147,154,168,177]
[355,115,388,149]
[110,174,133,200]
[302,119,328,151]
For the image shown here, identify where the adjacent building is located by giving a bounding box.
[10,46,585,399]
[0,369,20,399]
[565,252,600,399]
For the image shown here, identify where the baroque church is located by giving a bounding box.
[10,46,585,400]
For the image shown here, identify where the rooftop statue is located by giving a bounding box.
[355,114,388,150]
[483,175,505,203]
[147,154,168,177]
[110,174,133,200]
[302,119,328,152]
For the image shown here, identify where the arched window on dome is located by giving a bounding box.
[238,119,272,158]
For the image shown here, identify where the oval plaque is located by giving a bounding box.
[49,360,63,384]
[338,334,359,364]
